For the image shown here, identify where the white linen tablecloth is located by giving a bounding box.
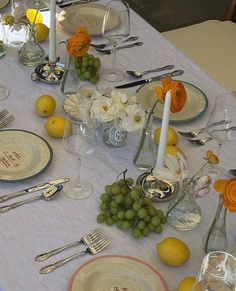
[0,4,235,291]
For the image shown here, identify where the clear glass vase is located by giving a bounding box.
[166,178,202,230]
[103,119,127,147]
[133,109,157,170]
[203,197,228,254]
[60,54,78,96]
[6,24,28,47]
[18,27,45,66]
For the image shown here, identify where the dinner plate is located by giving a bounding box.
[0,0,9,9]
[68,255,169,291]
[137,80,208,123]
[0,129,53,182]
[57,3,120,36]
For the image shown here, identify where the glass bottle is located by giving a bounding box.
[166,178,202,230]
[203,197,228,254]
[133,110,157,170]
[60,54,78,96]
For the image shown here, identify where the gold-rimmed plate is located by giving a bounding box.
[137,80,208,123]
[57,3,120,36]
[0,129,53,182]
[0,0,10,9]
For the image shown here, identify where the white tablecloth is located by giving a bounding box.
[0,3,235,291]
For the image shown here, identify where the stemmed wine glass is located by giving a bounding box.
[192,251,236,290]
[63,105,96,199]
[101,0,130,82]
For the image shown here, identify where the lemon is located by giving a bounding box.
[44,116,67,138]
[35,95,56,117]
[154,127,179,145]
[177,277,196,291]
[156,237,190,266]
[166,145,183,157]
[26,9,43,24]
[35,23,49,42]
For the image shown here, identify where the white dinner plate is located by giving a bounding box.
[57,3,120,36]
[137,80,208,123]
[0,0,9,9]
[68,255,169,291]
[0,129,53,182]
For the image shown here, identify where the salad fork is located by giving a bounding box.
[35,227,105,262]
[187,136,213,146]
[0,114,15,129]
[95,42,143,55]
[39,236,111,274]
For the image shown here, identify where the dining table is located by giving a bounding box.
[0,1,236,290]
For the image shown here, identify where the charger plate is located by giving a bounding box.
[137,80,208,123]
[57,3,120,36]
[0,129,53,182]
[68,255,169,291]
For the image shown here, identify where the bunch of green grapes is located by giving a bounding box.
[96,175,166,239]
[75,53,101,84]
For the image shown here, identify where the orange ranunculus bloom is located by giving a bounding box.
[66,26,91,57]
[223,177,236,211]
[206,150,219,165]
[156,77,187,113]
[214,179,227,193]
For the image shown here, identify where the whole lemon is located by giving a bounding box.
[166,145,183,157]
[154,127,179,145]
[44,116,67,138]
[156,237,190,266]
[177,276,196,291]
[35,23,49,42]
[35,95,56,117]
[26,9,43,24]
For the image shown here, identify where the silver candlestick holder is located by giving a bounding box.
[31,57,64,84]
[137,171,179,202]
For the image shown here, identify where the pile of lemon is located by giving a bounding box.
[26,9,49,43]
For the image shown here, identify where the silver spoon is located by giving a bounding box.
[126,65,174,78]
[90,36,139,49]
[0,185,62,213]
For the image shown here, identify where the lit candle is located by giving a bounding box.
[155,90,171,169]
[49,0,56,62]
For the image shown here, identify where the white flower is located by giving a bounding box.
[111,89,129,105]
[194,175,212,198]
[120,104,145,132]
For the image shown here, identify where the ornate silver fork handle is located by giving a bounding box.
[0,196,41,213]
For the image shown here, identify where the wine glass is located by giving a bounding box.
[63,105,96,199]
[101,0,130,82]
[192,251,236,290]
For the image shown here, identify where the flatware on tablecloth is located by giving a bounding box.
[39,236,111,274]
[126,64,174,78]
[95,42,143,55]
[187,136,213,146]
[35,227,106,262]
[0,178,70,203]
[91,36,139,49]
[115,69,184,89]
[0,114,15,129]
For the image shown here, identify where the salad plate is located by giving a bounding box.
[137,80,208,123]
[0,129,53,182]
[68,255,169,291]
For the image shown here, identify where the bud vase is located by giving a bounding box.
[203,197,228,254]
[133,109,157,170]
[166,178,202,230]
[103,119,127,147]
[60,54,78,96]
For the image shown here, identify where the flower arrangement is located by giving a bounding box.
[66,27,91,57]
[214,177,236,211]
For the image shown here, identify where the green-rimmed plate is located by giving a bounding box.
[0,129,53,182]
[137,80,208,123]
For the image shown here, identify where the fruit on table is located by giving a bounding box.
[177,276,196,291]
[26,9,43,24]
[156,237,190,266]
[35,95,56,117]
[44,115,67,138]
[35,23,49,42]
[154,127,179,145]
[166,145,183,157]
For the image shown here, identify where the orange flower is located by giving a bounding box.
[214,179,227,193]
[205,150,219,165]
[66,26,91,57]
[223,177,236,211]
[155,77,187,113]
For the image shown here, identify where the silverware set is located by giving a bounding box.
[94,41,143,55]
[35,228,111,274]
[91,36,139,49]
[0,109,15,129]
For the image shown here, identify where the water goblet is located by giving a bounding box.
[62,105,96,199]
[192,251,236,290]
[101,0,130,82]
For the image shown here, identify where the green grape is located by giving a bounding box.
[88,60,93,66]
[133,185,143,192]
[116,220,123,229]
[100,202,108,211]
[122,220,131,230]
[90,77,98,84]
[144,196,152,205]
[154,225,163,234]
[156,209,165,218]
[111,184,121,195]
[87,66,93,72]
[96,213,105,223]
[105,217,114,226]
[132,228,142,239]
[104,210,111,218]
[110,207,118,215]
[112,215,118,222]
[84,71,91,79]
[137,208,148,219]
[121,185,130,195]
[126,177,134,186]
[129,189,140,200]
[110,200,118,208]
[105,185,112,195]
[125,196,133,206]
[80,67,86,73]
[148,223,155,232]
[133,202,141,211]
[160,217,167,224]
[151,216,161,226]
[142,227,150,237]
[79,73,86,81]
[100,193,110,202]
[115,194,124,204]
[93,57,101,69]
[144,215,151,223]
[117,210,125,220]
[147,205,156,216]
[137,220,146,230]
[118,178,125,185]
[125,209,135,220]
[88,54,94,60]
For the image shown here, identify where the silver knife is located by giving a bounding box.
[115,70,184,89]
[0,178,70,203]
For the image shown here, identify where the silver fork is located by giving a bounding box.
[187,136,213,146]
[0,115,15,129]
[39,236,111,274]
[90,36,139,49]
[95,42,143,55]
[35,227,105,262]
[0,109,8,120]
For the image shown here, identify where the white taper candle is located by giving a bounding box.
[155,90,171,169]
[49,0,56,62]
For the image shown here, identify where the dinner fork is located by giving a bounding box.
[0,114,15,129]
[187,136,213,146]
[95,42,143,55]
[35,227,106,262]
[39,236,111,274]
